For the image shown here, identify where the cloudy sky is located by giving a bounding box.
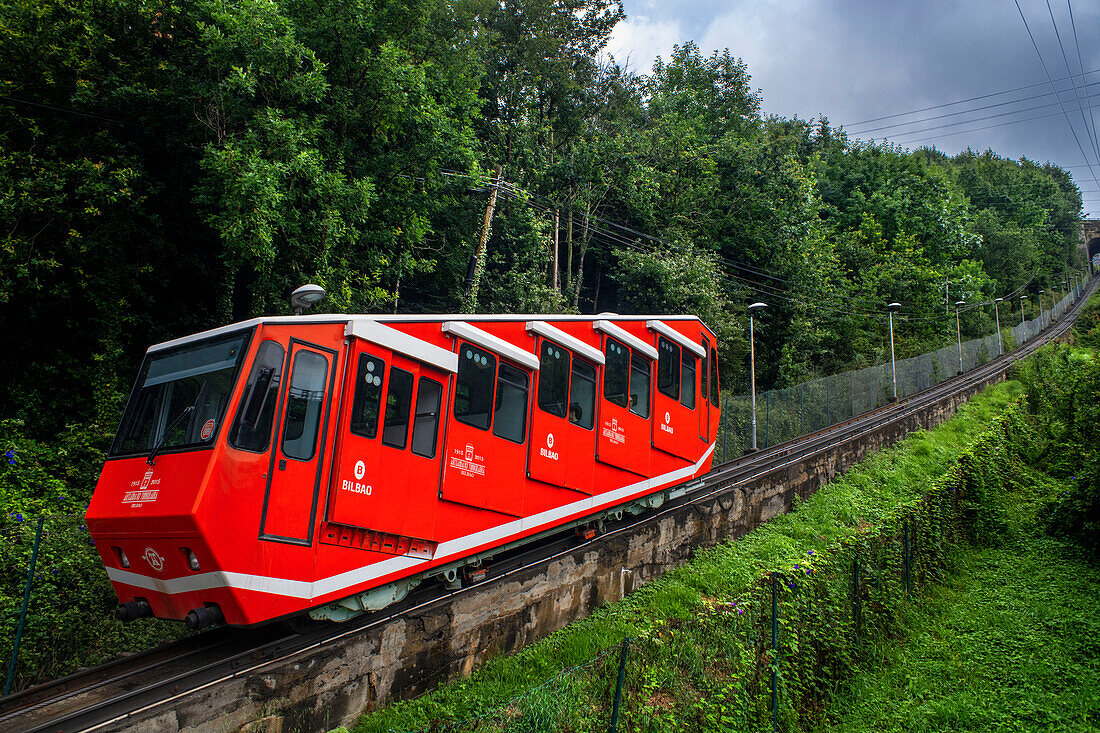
[609,0,1100,216]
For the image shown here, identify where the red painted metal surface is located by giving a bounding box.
[87,315,720,626]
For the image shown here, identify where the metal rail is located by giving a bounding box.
[2,279,1093,733]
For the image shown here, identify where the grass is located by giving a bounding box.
[348,379,1025,733]
[818,446,1100,732]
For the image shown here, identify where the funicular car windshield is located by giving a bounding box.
[110,330,252,458]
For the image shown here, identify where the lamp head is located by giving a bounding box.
[290,283,326,315]
[954,300,965,308]
[748,301,767,312]
[994,298,1003,303]
[887,302,901,311]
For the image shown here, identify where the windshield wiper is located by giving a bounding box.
[147,405,195,466]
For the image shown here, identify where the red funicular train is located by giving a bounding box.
[87,311,720,628]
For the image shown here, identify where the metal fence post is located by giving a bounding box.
[852,556,860,648]
[904,517,911,597]
[721,410,727,463]
[764,391,771,449]
[771,571,778,733]
[6,516,45,696]
[609,638,630,733]
[825,375,830,426]
[799,382,804,437]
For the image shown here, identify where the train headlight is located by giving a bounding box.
[184,548,200,571]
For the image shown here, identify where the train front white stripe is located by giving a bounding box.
[106,442,715,601]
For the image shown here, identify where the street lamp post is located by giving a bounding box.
[749,301,767,452]
[887,302,901,400]
[993,298,1003,356]
[954,301,966,375]
[1019,296,1027,327]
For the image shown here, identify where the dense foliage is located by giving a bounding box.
[1015,342,1100,559]
[0,0,1086,457]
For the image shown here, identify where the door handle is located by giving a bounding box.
[279,459,287,471]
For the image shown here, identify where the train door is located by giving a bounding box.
[328,342,448,539]
[699,336,712,443]
[440,342,530,516]
[596,336,652,478]
[260,340,336,545]
[527,339,597,494]
[651,336,695,462]
[708,344,720,445]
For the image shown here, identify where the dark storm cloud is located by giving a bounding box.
[612,0,1100,212]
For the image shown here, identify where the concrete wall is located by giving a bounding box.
[148,370,1005,733]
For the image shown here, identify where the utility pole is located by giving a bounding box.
[552,208,560,291]
[463,165,503,313]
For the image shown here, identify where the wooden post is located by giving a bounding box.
[463,165,503,313]
[552,208,560,291]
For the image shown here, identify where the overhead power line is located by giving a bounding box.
[845,67,1100,127]
[1013,0,1100,194]
[847,79,1100,136]
[455,169,1040,323]
[1066,0,1100,165]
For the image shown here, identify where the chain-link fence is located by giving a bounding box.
[376,412,1017,733]
[714,286,1082,458]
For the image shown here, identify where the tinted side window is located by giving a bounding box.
[382,367,414,449]
[282,350,328,461]
[494,363,528,443]
[349,353,385,439]
[603,339,629,408]
[569,359,596,429]
[630,354,650,418]
[657,337,680,400]
[229,341,285,452]
[537,340,570,417]
[411,377,443,458]
[709,347,720,407]
[455,344,496,430]
[700,344,709,405]
[681,351,697,409]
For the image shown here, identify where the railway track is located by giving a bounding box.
[2,281,1093,733]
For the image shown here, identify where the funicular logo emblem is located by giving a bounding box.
[354,460,366,480]
[143,547,165,572]
[665,412,671,424]
[465,444,474,461]
[546,433,555,449]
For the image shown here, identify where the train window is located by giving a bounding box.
[603,339,629,408]
[382,367,414,449]
[630,354,650,418]
[681,350,697,409]
[455,344,496,430]
[700,344,709,405]
[657,337,680,400]
[111,331,249,457]
[411,377,442,458]
[569,359,596,429]
[709,346,720,407]
[229,341,285,452]
[537,340,569,418]
[281,350,328,461]
[493,363,528,443]
[349,353,386,439]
